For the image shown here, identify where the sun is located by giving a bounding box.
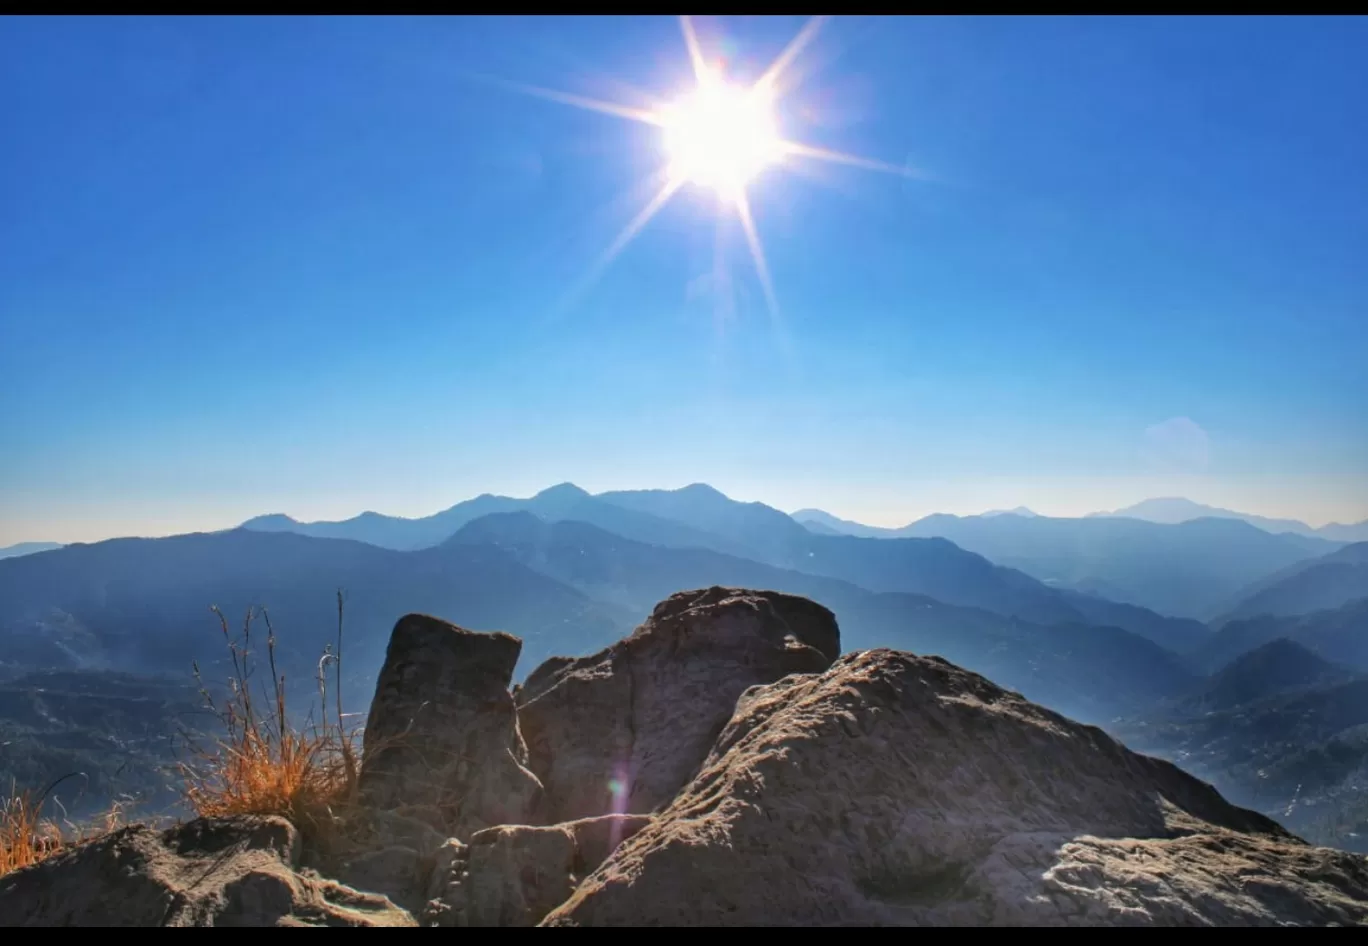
[496,16,923,321]
[660,72,783,200]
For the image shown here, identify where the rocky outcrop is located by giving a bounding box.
[515,587,839,823]
[0,816,414,927]
[544,648,1368,927]
[423,813,652,927]
[7,588,1368,927]
[357,613,542,837]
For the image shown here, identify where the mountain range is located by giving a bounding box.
[797,509,1340,619]
[1213,541,1368,625]
[791,496,1368,542]
[1,482,1365,845]
[1088,497,1368,542]
[246,484,1226,643]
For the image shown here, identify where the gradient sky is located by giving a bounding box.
[3,15,1366,544]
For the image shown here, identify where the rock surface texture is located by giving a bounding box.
[0,816,413,927]
[357,613,543,837]
[423,813,653,927]
[543,648,1368,927]
[516,587,840,824]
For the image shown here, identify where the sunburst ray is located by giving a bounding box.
[734,191,779,320]
[756,15,830,98]
[780,140,929,179]
[680,16,710,83]
[484,76,665,126]
[488,16,923,330]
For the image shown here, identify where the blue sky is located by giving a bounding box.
[2,15,1366,543]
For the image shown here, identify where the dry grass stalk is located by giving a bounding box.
[0,778,125,879]
[178,590,362,855]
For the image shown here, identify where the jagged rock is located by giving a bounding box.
[358,613,542,836]
[332,846,428,916]
[516,587,839,824]
[423,838,468,915]
[423,814,652,927]
[543,649,1368,927]
[327,806,452,914]
[364,806,448,855]
[0,816,415,927]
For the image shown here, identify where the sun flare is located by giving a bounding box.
[660,73,783,199]
[500,16,923,324]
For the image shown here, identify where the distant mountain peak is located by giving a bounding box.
[1185,636,1355,713]
[534,482,590,500]
[678,482,727,498]
[1087,497,1349,541]
[0,541,63,560]
[981,506,1038,518]
[240,513,300,529]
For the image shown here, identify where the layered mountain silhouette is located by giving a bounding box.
[982,505,1039,517]
[241,484,1209,648]
[790,507,905,538]
[241,483,740,557]
[4,481,1365,853]
[0,529,633,690]
[1192,596,1368,674]
[797,507,1337,619]
[239,485,1347,625]
[1177,638,1357,714]
[1216,542,1368,624]
[0,512,1199,727]
[1088,497,1368,543]
[444,511,1195,721]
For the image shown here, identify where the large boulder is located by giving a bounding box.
[0,816,414,927]
[515,587,839,824]
[357,614,542,836]
[544,649,1368,927]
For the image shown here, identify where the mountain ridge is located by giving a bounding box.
[1088,497,1368,543]
[238,483,1212,646]
[1216,542,1368,625]
[0,541,63,560]
[797,507,1337,619]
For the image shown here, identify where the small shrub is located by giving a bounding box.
[177,591,361,855]
[0,779,124,878]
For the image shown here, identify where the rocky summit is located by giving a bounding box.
[2,586,1367,927]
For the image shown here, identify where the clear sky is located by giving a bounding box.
[2,15,1366,544]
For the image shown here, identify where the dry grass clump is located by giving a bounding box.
[0,788,61,878]
[178,592,362,856]
[0,779,124,879]
[3,592,367,878]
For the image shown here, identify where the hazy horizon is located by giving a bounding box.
[3,16,1366,547]
[6,473,1367,547]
